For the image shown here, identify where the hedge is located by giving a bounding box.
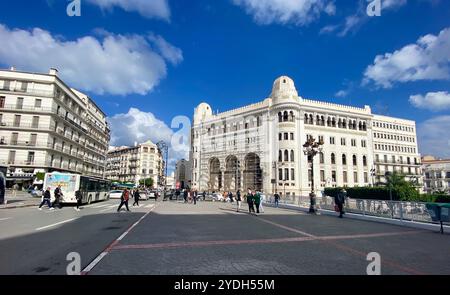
[324,187,450,203]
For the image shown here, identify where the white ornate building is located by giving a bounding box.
[175,159,192,189]
[422,156,450,194]
[0,68,110,187]
[190,76,422,198]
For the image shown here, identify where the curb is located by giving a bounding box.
[0,203,38,210]
[265,202,450,234]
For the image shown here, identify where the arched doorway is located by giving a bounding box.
[208,158,221,191]
[243,153,262,192]
[224,155,240,192]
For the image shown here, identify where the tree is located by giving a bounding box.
[385,171,419,201]
[139,178,154,188]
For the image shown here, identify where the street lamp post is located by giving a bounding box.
[303,137,324,214]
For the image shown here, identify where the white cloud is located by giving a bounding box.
[363,27,450,88]
[335,90,348,97]
[108,108,190,170]
[86,0,170,20]
[322,0,408,37]
[418,116,450,158]
[0,24,182,95]
[410,91,450,111]
[232,0,336,26]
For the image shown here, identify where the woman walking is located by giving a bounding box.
[246,189,255,215]
[236,190,242,212]
[133,189,140,207]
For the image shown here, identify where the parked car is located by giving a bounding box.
[30,189,43,198]
[210,193,224,202]
[108,190,124,199]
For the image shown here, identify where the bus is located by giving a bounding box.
[43,172,111,204]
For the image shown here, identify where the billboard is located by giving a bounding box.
[44,173,78,193]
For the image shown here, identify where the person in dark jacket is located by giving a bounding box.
[236,190,242,212]
[39,187,53,210]
[335,189,347,218]
[274,192,280,208]
[202,191,206,201]
[253,191,261,215]
[75,190,83,211]
[183,189,188,203]
[117,188,131,212]
[133,189,140,207]
[228,191,234,203]
[246,189,255,215]
[53,185,63,209]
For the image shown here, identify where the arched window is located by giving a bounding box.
[359,121,363,130]
[283,111,288,122]
[304,113,309,124]
[309,114,314,125]
[320,152,324,164]
[284,150,289,162]
[331,153,336,164]
[362,122,367,131]
[289,111,295,122]
[321,116,325,126]
[342,119,347,128]
[363,156,367,166]
[291,169,295,181]
[342,154,347,165]
[278,112,282,123]
[316,115,320,126]
[338,119,342,128]
[332,117,336,127]
[353,155,357,166]
[285,168,289,181]
[290,150,295,162]
[327,117,331,127]
[278,150,282,162]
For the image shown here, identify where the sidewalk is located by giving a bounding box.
[0,191,40,209]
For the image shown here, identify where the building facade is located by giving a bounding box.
[422,156,450,194]
[175,159,192,189]
[190,76,422,198]
[0,68,110,187]
[106,140,164,187]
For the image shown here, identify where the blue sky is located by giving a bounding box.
[0,0,449,165]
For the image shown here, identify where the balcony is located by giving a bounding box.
[0,121,56,131]
[0,87,55,98]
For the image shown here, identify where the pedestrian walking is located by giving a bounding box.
[335,189,347,218]
[274,192,280,208]
[38,187,53,210]
[183,189,188,203]
[228,191,234,203]
[202,191,206,201]
[236,190,242,212]
[0,172,5,205]
[133,189,140,207]
[254,191,261,215]
[247,188,255,215]
[117,188,131,212]
[258,192,265,213]
[53,185,63,209]
[12,183,19,197]
[75,190,83,211]
[193,190,198,205]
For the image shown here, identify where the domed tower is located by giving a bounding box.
[271,76,299,105]
[193,102,213,124]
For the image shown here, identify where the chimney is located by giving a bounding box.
[49,68,59,76]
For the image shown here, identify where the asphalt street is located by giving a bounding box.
[1,199,449,275]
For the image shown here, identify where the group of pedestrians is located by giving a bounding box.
[245,189,264,215]
[181,189,202,204]
[38,185,83,211]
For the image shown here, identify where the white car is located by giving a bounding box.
[210,193,224,202]
[108,190,124,199]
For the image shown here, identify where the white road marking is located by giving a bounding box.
[144,204,154,209]
[0,217,11,221]
[99,205,117,213]
[35,218,77,231]
[81,205,157,275]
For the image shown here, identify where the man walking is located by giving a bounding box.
[335,189,347,218]
[254,191,261,215]
[193,190,198,205]
[38,187,53,210]
[183,189,188,203]
[236,190,242,212]
[117,188,131,212]
[132,189,140,207]
[53,185,63,209]
[246,188,255,215]
[274,192,280,208]
[75,190,83,211]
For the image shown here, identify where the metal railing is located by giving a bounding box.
[265,195,433,223]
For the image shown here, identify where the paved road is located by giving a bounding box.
[1,200,449,275]
[0,198,156,274]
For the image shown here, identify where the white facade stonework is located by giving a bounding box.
[422,156,450,194]
[175,159,192,189]
[106,141,163,187]
[0,68,110,184]
[190,76,422,197]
